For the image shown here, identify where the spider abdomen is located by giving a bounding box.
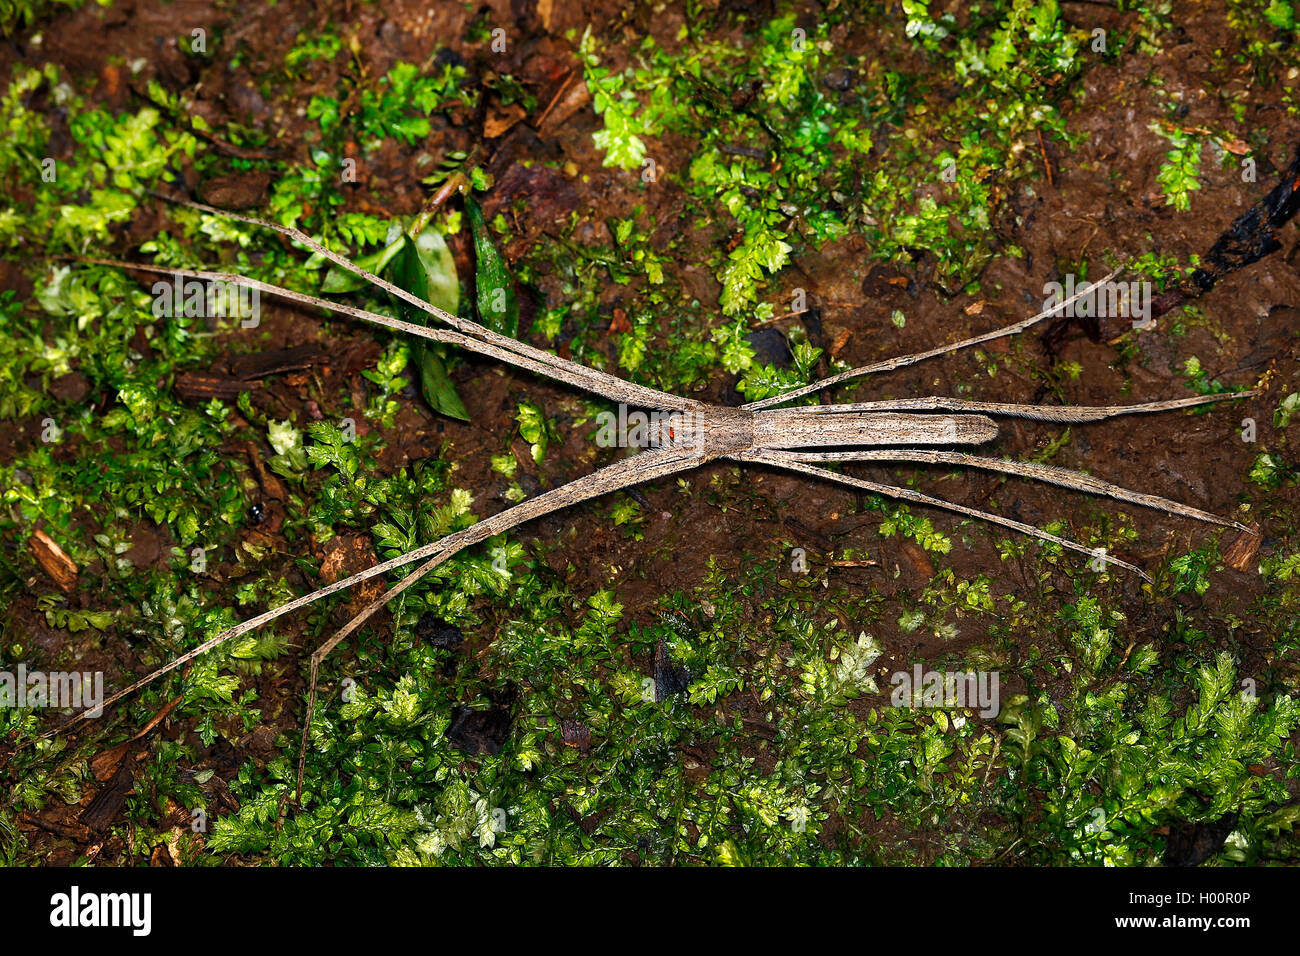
[751,411,998,449]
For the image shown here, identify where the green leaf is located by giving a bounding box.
[318,220,469,419]
[388,226,469,421]
[414,346,468,421]
[177,510,199,544]
[401,227,459,317]
[320,235,408,294]
[465,196,519,337]
[1266,0,1295,30]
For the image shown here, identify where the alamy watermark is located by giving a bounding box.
[50,886,151,936]
[890,664,1000,718]
[0,664,103,717]
[1043,274,1153,330]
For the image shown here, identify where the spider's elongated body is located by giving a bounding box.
[51,195,1257,792]
[633,406,998,458]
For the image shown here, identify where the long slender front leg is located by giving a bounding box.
[67,257,697,413]
[292,444,705,798]
[738,450,1152,580]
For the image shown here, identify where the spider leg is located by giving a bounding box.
[45,446,703,741]
[773,448,1250,531]
[745,267,1122,410]
[144,193,700,412]
[775,391,1254,422]
[292,444,705,800]
[738,449,1152,581]
[64,257,678,408]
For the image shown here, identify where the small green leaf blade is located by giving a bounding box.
[320,235,408,294]
[388,227,468,420]
[466,195,518,337]
[415,345,469,420]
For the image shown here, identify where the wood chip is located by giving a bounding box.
[899,541,934,578]
[198,170,272,210]
[319,534,385,614]
[608,307,632,334]
[244,440,288,503]
[150,843,176,867]
[1221,526,1260,572]
[1217,136,1250,156]
[537,0,556,30]
[829,328,853,358]
[29,529,78,592]
[484,102,527,139]
[89,741,133,783]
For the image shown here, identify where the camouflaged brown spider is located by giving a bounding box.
[60,197,1255,792]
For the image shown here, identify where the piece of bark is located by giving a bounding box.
[79,760,135,831]
[89,741,134,783]
[227,344,323,381]
[243,440,288,503]
[318,534,385,616]
[150,843,176,867]
[1222,526,1261,572]
[175,372,263,400]
[88,696,182,783]
[484,101,526,139]
[653,639,690,701]
[899,541,935,578]
[29,529,78,592]
[198,170,272,210]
